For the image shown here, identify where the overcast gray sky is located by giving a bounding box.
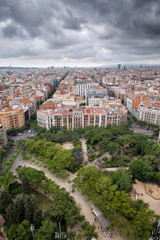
[0,0,160,67]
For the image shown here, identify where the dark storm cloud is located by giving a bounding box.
[62,8,86,31]
[0,0,160,65]
[2,22,27,38]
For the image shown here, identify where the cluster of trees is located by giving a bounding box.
[16,166,97,240]
[84,125,131,157]
[0,138,14,162]
[1,148,20,171]
[24,139,74,171]
[31,125,81,143]
[1,165,98,240]
[83,125,160,183]
[74,166,155,240]
[0,181,43,240]
[129,158,160,183]
[0,171,15,191]
[23,138,84,173]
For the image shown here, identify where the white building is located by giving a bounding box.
[76,83,99,96]
[138,103,160,126]
[126,98,133,112]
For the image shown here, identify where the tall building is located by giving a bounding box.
[0,108,25,130]
[0,124,7,149]
[118,64,121,70]
[126,95,147,112]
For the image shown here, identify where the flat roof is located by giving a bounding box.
[91,205,111,228]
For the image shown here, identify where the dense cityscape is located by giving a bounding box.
[0,66,160,240]
[0,66,160,132]
[0,0,160,239]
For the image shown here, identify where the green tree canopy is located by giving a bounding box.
[129,159,153,182]
[112,169,133,193]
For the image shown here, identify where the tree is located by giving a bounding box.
[33,209,42,228]
[18,167,45,186]
[116,135,132,148]
[35,219,57,240]
[112,169,133,193]
[16,220,32,240]
[24,195,35,222]
[143,155,160,170]
[155,172,160,184]
[6,128,18,136]
[5,224,19,240]
[99,138,111,153]
[24,139,74,170]
[14,194,25,223]
[107,142,121,155]
[129,159,153,182]
[6,203,17,226]
[5,220,32,240]
[0,172,14,191]
[95,176,112,193]
[48,148,74,170]
[22,177,31,195]
[0,190,12,214]
[67,231,76,240]
[46,189,82,228]
[81,221,98,240]
[109,213,136,239]
[91,130,112,145]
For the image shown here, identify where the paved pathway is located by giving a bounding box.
[80,138,88,163]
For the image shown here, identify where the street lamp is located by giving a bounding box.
[59,222,62,240]
[31,224,35,240]
[55,223,67,240]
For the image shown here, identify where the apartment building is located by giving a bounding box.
[76,83,99,96]
[99,97,122,109]
[0,107,25,130]
[138,103,160,126]
[37,105,127,130]
[126,95,147,112]
[0,124,7,149]
[86,88,108,106]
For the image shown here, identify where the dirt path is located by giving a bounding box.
[22,161,122,240]
[80,138,88,163]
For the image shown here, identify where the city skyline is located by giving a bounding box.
[0,0,160,67]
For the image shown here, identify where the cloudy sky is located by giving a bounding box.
[0,0,160,67]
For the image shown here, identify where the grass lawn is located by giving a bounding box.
[32,190,52,211]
